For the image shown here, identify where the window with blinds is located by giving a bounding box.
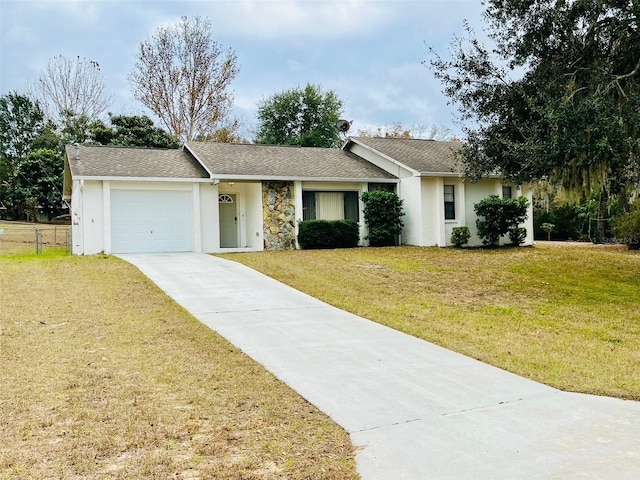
[444,185,455,220]
[302,191,359,222]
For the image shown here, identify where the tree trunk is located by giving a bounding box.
[596,191,608,244]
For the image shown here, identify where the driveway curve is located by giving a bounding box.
[118,253,640,479]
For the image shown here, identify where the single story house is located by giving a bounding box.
[63,137,533,254]
[343,137,534,248]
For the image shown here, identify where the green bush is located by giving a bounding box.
[450,226,471,248]
[533,203,591,241]
[508,226,527,246]
[361,190,404,246]
[474,195,529,246]
[297,220,359,249]
[611,199,640,250]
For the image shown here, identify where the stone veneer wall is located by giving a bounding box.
[262,181,296,251]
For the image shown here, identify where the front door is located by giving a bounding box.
[219,194,238,248]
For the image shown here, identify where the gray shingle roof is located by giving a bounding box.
[65,144,208,179]
[185,142,396,180]
[349,137,462,175]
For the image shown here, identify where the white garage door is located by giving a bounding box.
[111,190,192,253]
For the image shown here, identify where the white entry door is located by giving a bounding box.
[111,190,192,253]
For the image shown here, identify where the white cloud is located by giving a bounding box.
[1,0,481,140]
[333,60,446,129]
[216,0,392,40]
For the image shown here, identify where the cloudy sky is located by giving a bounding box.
[0,0,486,140]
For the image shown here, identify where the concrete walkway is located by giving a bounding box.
[119,252,640,479]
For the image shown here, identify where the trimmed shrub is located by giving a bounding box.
[450,226,471,248]
[474,195,529,246]
[361,190,404,246]
[297,220,359,249]
[508,226,527,246]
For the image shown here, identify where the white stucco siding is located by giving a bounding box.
[70,180,84,254]
[421,178,442,246]
[302,181,364,192]
[243,182,263,250]
[519,183,535,246]
[442,178,466,247]
[76,180,105,255]
[199,183,218,253]
[399,176,424,246]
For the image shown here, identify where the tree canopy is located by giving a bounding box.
[9,148,64,221]
[0,92,50,183]
[129,15,239,142]
[254,84,344,148]
[90,114,180,148]
[429,0,640,197]
[0,92,65,220]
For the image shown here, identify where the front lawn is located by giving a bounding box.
[221,243,640,400]
[0,253,357,479]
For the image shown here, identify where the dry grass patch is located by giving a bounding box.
[0,253,358,479]
[220,243,640,400]
[0,221,70,255]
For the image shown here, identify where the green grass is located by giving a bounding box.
[0,245,69,259]
[219,243,640,400]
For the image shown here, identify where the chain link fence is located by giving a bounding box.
[0,222,71,255]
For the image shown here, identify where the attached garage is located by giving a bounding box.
[110,189,192,253]
[65,142,402,255]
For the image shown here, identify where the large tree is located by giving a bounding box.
[0,93,58,219]
[129,16,239,142]
[9,148,64,221]
[255,83,344,148]
[0,92,50,182]
[31,55,111,123]
[429,0,640,241]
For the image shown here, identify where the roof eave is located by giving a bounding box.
[416,171,503,179]
[71,175,213,183]
[418,171,463,177]
[211,174,398,183]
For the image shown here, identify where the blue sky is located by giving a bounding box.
[0,0,486,140]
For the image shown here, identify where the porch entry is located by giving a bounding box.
[219,193,238,248]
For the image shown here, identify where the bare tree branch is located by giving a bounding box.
[129,16,239,142]
[30,55,111,123]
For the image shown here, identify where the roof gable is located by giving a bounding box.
[346,137,462,175]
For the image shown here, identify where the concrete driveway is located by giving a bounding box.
[118,252,640,479]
